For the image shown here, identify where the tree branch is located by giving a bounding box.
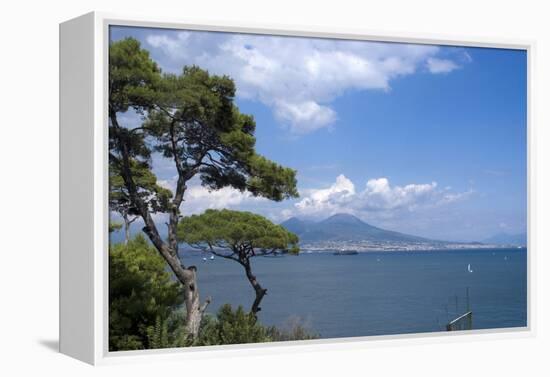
[205,242,240,263]
[110,111,185,269]
[167,118,187,254]
[199,296,212,313]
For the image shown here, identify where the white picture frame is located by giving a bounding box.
[59,11,535,365]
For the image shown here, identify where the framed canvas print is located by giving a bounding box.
[60,12,533,365]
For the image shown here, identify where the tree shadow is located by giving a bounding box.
[38,339,59,353]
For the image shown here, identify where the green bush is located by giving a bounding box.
[266,316,319,341]
[145,310,190,349]
[109,235,184,351]
[196,304,271,346]
[194,304,318,346]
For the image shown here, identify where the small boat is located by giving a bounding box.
[202,257,207,262]
[210,255,215,260]
[333,249,358,255]
[467,263,473,273]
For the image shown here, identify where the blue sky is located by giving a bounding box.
[110,26,527,242]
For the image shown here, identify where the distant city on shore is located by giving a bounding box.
[172,212,527,255]
[279,213,526,253]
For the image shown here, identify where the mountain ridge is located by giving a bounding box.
[280,213,436,244]
[482,232,527,246]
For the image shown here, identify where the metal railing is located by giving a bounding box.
[443,287,473,331]
[446,311,473,331]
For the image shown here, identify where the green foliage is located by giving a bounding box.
[109,158,172,218]
[194,305,318,346]
[178,210,299,316]
[109,37,161,114]
[144,65,299,202]
[145,311,189,349]
[266,316,319,341]
[146,316,168,349]
[178,209,299,255]
[195,304,271,346]
[246,154,300,201]
[109,235,184,351]
[109,38,299,211]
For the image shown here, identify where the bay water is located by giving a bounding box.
[182,248,527,338]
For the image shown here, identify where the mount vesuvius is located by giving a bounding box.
[280,213,439,244]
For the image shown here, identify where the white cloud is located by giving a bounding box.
[426,57,459,74]
[145,32,465,134]
[294,174,471,218]
[182,181,270,216]
[438,188,474,205]
[156,176,176,191]
[183,185,256,211]
[273,100,337,134]
[155,175,266,216]
[147,32,192,57]
[296,174,356,213]
[358,178,438,211]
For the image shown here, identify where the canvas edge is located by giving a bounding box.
[59,11,97,365]
[59,10,536,366]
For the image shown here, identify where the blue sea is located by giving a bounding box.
[182,248,527,338]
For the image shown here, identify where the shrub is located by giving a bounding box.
[267,315,319,341]
[109,235,184,351]
[195,304,271,346]
[195,305,318,346]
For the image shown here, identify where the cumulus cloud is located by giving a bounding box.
[156,175,266,216]
[296,174,355,213]
[144,31,465,134]
[273,100,337,133]
[294,174,471,218]
[182,185,260,213]
[147,32,192,56]
[358,178,438,211]
[426,57,459,74]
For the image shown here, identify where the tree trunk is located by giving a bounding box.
[182,266,205,337]
[243,262,267,317]
[142,225,210,340]
[111,112,210,340]
[123,214,130,245]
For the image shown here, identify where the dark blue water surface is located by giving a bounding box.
[184,248,527,338]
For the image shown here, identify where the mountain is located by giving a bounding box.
[280,213,435,244]
[482,232,527,246]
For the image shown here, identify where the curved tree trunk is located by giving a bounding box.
[181,266,208,337]
[243,262,267,317]
[111,113,210,340]
[142,225,210,339]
